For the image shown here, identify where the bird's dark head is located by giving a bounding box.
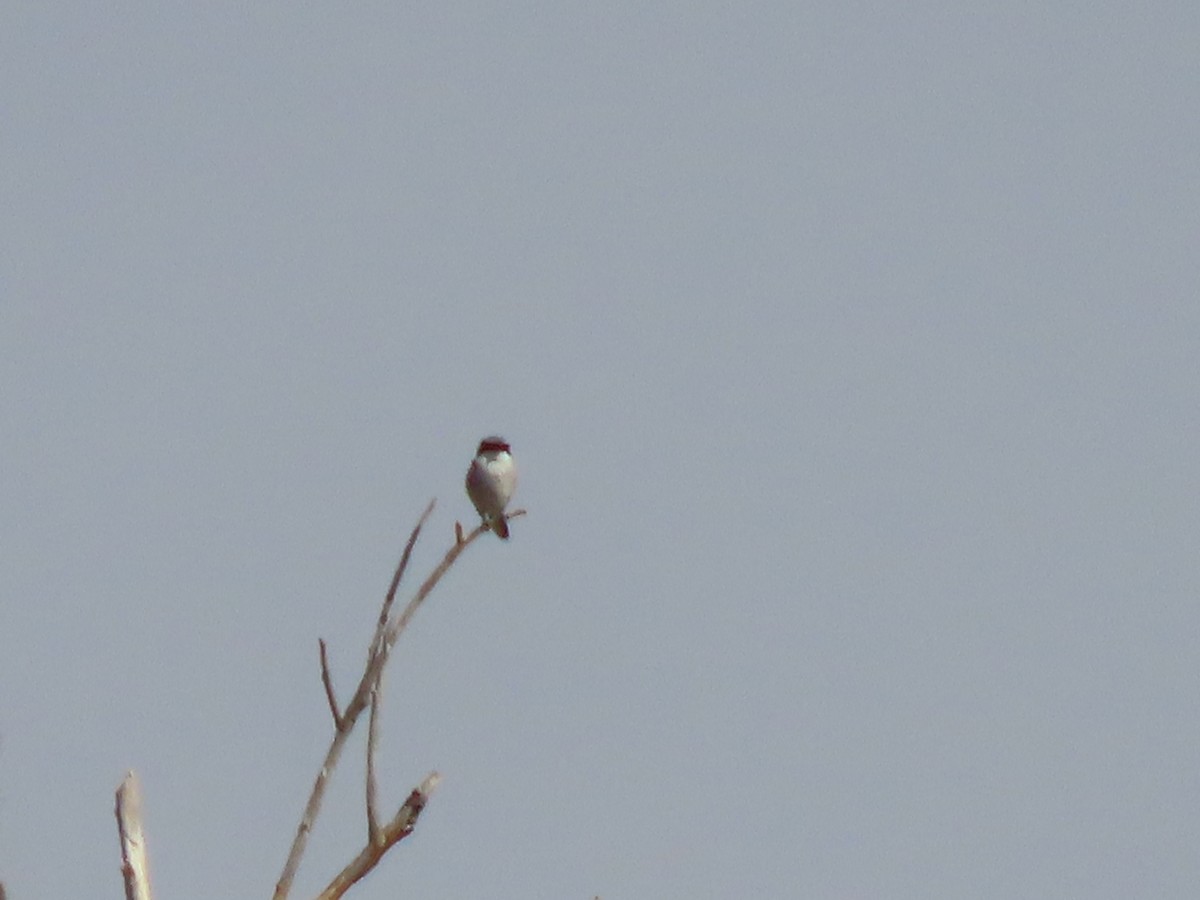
[477,436,511,454]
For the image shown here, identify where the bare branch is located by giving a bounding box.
[273,502,435,900]
[115,770,153,900]
[273,727,351,900]
[365,678,382,844]
[357,508,523,864]
[318,639,343,729]
[316,772,442,900]
[371,499,437,660]
[378,508,527,672]
[273,501,525,900]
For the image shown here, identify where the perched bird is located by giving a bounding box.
[465,436,518,539]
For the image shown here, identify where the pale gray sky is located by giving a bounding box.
[3,3,1199,898]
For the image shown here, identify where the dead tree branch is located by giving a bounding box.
[272,503,524,900]
[316,772,442,900]
[318,638,342,728]
[115,770,153,900]
[365,677,382,843]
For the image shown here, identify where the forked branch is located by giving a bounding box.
[316,772,442,900]
[272,504,524,900]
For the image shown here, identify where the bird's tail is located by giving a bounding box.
[493,515,510,540]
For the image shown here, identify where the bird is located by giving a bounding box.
[465,436,518,539]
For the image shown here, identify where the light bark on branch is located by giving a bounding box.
[108,501,523,900]
[115,770,153,900]
[271,499,436,900]
[272,503,524,900]
[316,772,442,900]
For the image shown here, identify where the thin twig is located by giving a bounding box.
[273,718,353,900]
[316,772,442,900]
[378,509,527,675]
[115,770,153,900]
[365,677,382,844]
[371,499,437,659]
[362,509,522,849]
[273,501,436,900]
[318,639,343,729]
[273,503,524,900]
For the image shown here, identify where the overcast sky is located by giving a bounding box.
[3,3,1198,898]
